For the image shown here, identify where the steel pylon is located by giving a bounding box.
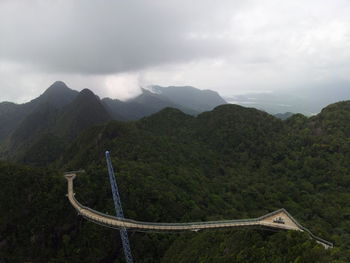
[105,151,134,263]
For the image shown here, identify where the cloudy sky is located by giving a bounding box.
[1,0,350,103]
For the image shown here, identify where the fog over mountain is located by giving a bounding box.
[1,0,350,108]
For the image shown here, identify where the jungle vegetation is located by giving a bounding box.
[1,101,350,262]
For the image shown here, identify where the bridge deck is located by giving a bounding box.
[64,173,333,249]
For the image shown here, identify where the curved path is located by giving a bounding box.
[65,172,333,249]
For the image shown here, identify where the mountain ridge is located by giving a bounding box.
[1,98,350,262]
[0,81,227,162]
[149,85,227,112]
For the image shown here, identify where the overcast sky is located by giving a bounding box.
[1,0,350,103]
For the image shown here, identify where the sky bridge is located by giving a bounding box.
[64,172,333,249]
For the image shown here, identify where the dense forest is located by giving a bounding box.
[1,101,350,262]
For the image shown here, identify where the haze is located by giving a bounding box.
[1,0,350,106]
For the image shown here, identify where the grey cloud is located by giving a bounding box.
[1,0,350,104]
[0,0,244,75]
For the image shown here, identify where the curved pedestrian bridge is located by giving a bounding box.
[65,172,333,249]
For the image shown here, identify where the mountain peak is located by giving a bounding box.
[76,89,101,103]
[79,88,95,96]
[70,89,104,113]
[49,81,68,89]
[43,81,71,95]
[55,88,111,138]
[35,81,78,108]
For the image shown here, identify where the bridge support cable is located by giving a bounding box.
[106,151,134,263]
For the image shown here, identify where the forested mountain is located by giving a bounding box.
[55,88,112,139]
[1,87,111,163]
[1,101,350,262]
[0,81,78,144]
[0,82,227,161]
[0,102,31,143]
[30,81,79,109]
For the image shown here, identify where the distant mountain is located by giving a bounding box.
[55,89,111,138]
[102,88,199,120]
[0,81,226,162]
[102,89,180,120]
[149,85,227,112]
[102,85,226,121]
[100,98,126,121]
[274,112,294,120]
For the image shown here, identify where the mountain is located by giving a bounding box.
[17,89,111,165]
[1,81,227,161]
[0,82,227,148]
[0,81,78,145]
[102,89,182,120]
[100,98,126,121]
[0,102,30,143]
[9,103,60,153]
[274,112,294,120]
[1,101,350,262]
[102,88,200,120]
[102,85,226,121]
[150,85,227,112]
[55,88,111,138]
[30,81,79,109]
[3,87,111,163]
[310,100,350,137]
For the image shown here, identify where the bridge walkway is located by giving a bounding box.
[64,173,333,249]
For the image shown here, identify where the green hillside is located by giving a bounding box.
[0,81,78,145]
[3,88,112,165]
[1,102,350,262]
[0,82,228,162]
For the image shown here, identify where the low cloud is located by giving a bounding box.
[1,0,350,102]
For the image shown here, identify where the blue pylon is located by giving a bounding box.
[105,151,134,263]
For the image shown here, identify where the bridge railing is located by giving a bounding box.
[71,192,262,228]
[67,177,333,248]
